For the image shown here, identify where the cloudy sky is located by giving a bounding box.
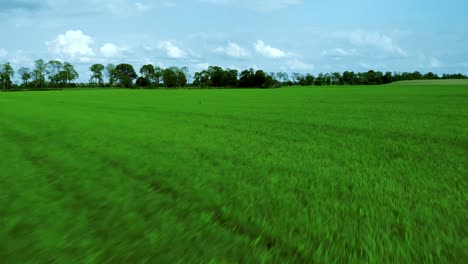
[1,0,467,82]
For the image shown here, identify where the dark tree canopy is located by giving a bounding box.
[112,64,137,88]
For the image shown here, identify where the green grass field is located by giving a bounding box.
[1,85,467,263]
[390,79,468,86]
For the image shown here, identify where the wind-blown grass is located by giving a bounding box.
[1,85,467,263]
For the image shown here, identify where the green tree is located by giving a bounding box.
[276,72,289,84]
[383,71,393,84]
[315,73,325,86]
[291,72,301,84]
[193,70,211,88]
[112,64,137,88]
[254,70,267,87]
[162,68,177,88]
[60,62,79,86]
[342,71,356,85]
[136,76,151,87]
[140,64,155,81]
[105,64,116,86]
[331,72,342,85]
[46,60,63,86]
[0,62,15,90]
[208,66,225,87]
[140,64,155,87]
[239,68,255,87]
[33,59,47,89]
[18,67,31,87]
[153,66,163,87]
[225,69,238,87]
[175,67,187,87]
[90,64,105,84]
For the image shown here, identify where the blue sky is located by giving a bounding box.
[1,0,467,82]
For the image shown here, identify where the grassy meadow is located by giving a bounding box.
[0,84,467,263]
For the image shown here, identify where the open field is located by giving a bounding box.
[0,85,467,263]
[390,79,468,85]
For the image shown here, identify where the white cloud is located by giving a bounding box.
[322,48,357,58]
[285,58,313,71]
[0,48,7,57]
[158,41,188,59]
[429,57,441,68]
[214,42,250,58]
[200,0,301,11]
[254,40,287,58]
[134,2,152,12]
[100,43,127,58]
[46,30,95,61]
[7,50,33,67]
[333,30,406,56]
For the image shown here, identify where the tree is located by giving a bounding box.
[254,70,267,87]
[0,62,14,90]
[291,72,301,84]
[342,71,356,85]
[140,64,155,85]
[153,66,163,87]
[331,72,342,85]
[46,60,63,86]
[33,59,47,89]
[60,62,79,86]
[175,67,187,87]
[136,76,150,87]
[90,64,105,84]
[162,68,177,88]
[225,69,238,87]
[298,74,315,86]
[105,64,116,86]
[18,67,31,86]
[276,72,289,84]
[208,66,225,87]
[239,68,255,87]
[382,71,393,84]
[193,70,211,88]
[112,64,137,88]
[423,72,438,80]
[315,73,325,86]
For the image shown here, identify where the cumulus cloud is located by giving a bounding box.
[158,41,188,59]
[200,0,301,11]
[254,40,287,58]
[46,30,95,61]
[100,43,127,58]
[214,42,250,58]
[333,30,406,56]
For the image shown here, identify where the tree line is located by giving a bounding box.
[1,60,467,90]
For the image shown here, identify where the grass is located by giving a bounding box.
[0,85,467,263]
[389,79,468,85]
